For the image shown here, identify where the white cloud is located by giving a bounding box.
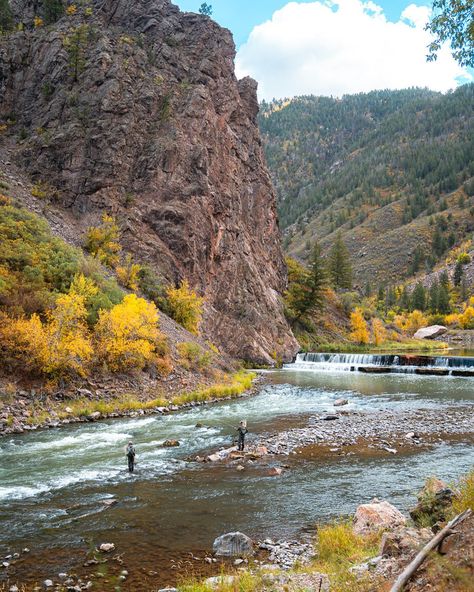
[235,0,472,100]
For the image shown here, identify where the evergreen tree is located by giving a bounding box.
[454,260,464,286]
[429,280,440,312]
[440,270,450,290]
[43,0,64,24]
[285,243,328,322]
[0,0,14,32]
[329,232,352,290]
[432,227,446,257]
[410,245,425,274]
[411,282,427,311]
[460,276,469,301]
[399,286,410,310]
[438,283,451,314]
[198,2,213,16]
[385,286,396,310]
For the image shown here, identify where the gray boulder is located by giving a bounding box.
[213,532,254,557]
[414,325,447,340]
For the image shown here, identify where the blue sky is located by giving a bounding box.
[172,0,471,99]
[173,0,431,47]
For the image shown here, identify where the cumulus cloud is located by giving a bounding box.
[235,0,471,100]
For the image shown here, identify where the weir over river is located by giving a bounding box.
[1,356,474,590]
[291,352,474,375]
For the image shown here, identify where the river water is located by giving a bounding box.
[1,367,473,589]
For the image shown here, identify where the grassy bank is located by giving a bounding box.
[24,370,256,426]
[309,339,449,354]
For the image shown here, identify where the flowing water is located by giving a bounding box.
[1,359,474,589]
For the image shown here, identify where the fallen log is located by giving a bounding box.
[389,509,472,592]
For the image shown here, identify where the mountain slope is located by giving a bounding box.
[0,0,298,364]
[259,86,474,286]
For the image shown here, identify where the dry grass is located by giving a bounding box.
[24,371,256,425]
[311,520,383,592]
[451,470,474,517]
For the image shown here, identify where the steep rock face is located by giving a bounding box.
[0,0,298,363]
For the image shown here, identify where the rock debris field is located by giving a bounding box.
[255,406,474,457]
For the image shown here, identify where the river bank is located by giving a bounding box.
[0,371,258,438]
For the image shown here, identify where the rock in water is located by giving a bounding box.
[99,543,115,553]
[334,398,348,406]
[162,439,180,447]
[413,325,447,339]
[353,500,406,534]
[213,532,254,557]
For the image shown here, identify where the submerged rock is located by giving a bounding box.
[162,439,180,447]
[213,532,254,557]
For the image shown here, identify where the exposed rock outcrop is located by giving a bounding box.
[0,0,298,363]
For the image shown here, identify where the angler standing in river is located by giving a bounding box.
[237,420,248,451]
[126,441,136,473]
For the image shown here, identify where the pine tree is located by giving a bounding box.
[438,284,451,314]
[0,0,13,32]
[329,232,352,290]
[285,243,327,322]
[440,271,450,290]
[454,260,464,286]
[43,0,64,24]
[399,286,410,311]
[198,2,213,16]
[460,277,469,301]
[411,282,427,311]
[429,281,440,312]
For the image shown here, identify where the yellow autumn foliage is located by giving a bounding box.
[349,307,369,344]
[85,214,122,267]
[0,293,93,377]
[393,310,428,335]
[116,253,141,291]
[371,317,387,346]
[165,280,203,335]
[95,294,162,371]
[459,306,474,329]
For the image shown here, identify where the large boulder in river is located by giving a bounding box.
[353,500,406,534]
[213,532,254,557]
[414,325,447,340]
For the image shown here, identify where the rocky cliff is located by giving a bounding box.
[0,0,298,363]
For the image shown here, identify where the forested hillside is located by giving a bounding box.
[259,85,474,285]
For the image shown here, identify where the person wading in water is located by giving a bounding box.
[236,420,248,451]
[126,441,136,473]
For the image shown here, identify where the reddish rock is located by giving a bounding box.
[353,499,406,534]
[0,0,298,364]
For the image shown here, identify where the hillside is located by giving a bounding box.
[259,86,474,286]
[0,0,298,365]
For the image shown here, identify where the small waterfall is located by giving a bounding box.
[286,352,474,376]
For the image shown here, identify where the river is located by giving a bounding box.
[1,361,473,590]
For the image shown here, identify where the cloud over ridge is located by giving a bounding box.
[235,0,471,100]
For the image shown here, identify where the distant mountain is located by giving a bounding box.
[259,86,474,287]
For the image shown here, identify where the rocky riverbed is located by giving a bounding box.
[255,406,474,458]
